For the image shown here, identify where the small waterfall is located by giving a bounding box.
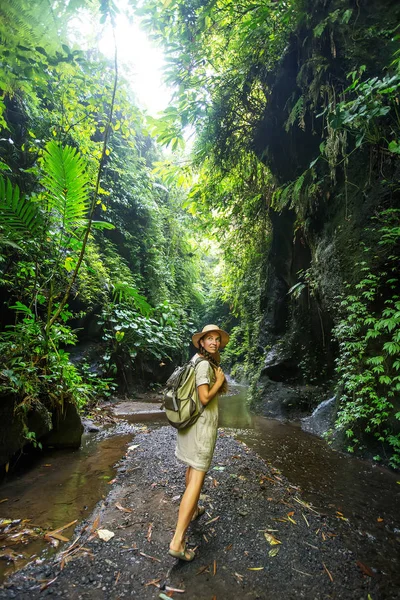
[301,396,337,437]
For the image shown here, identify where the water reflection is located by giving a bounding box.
[219,386,400,583]
[0,431,132,582]
[219,386,253,429]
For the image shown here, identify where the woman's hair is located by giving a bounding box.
[198,344,228,395]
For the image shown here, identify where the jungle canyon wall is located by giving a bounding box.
[252,0,400,460]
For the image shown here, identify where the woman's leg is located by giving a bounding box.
[170,467,206,557]
[185,466,192,487]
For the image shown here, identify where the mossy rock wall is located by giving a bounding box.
[0,395,83,471]
[254,0,400,388]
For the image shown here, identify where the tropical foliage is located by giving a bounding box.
[0,0,207,444]
[1,0,399,466]
[135,0,400,463]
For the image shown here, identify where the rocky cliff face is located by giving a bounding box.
[253,0,400,418]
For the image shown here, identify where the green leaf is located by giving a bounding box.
[388,140,400,154]
[41,141,90,231]
[0,175,43,236]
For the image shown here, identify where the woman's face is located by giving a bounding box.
[200,332,221,355]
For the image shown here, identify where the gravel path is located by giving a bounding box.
[0,426,395,599]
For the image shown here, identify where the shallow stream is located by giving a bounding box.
[0,385,399,583]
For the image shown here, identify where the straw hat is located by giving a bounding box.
[192,324,230,349]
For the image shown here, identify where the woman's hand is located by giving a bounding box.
[215,367,225,388]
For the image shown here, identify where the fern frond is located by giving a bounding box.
[0,0,66,54]
[41,141,90,232]
[0,175,42,237]
[112,283,152,317]
[285,96,305,132]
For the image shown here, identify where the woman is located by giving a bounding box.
[169,324,229,561]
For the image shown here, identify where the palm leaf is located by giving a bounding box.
[0,175,42,237]
[41,141,90,233]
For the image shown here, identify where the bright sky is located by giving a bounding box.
[71,2,172,117]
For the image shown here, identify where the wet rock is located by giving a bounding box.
[260,346,300,383]
[0,394,53,468]
[301,395,338,437]
[81,418,100,433]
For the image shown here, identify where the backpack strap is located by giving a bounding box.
[193,356,207,367]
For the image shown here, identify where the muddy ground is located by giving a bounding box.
[0,425,397,600]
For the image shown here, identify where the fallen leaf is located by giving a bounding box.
[213,466,225,471]
[97,529,115,542]
[213,559,217,575]
[0,519,12,527]
[225,543,232,551]
[115,502,132,513]
[128,445,139,451]
[0,499,8,504]
[107,478,117,485]
[203,534,208,543]
[171,495,181,502]
[269,547,280,557]
[213,478,219,487]
[234,572,244,583]
[115,571,121,585]
[287,511,295,517]
[264,533,281,545]
[356,561,374,577]
[91,516,100,532]
[377,517,383,523]
[159,594,170,600]
[248,567,264,571]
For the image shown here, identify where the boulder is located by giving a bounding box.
[0,394,52,469]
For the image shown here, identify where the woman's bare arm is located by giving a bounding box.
[198,367,225,406]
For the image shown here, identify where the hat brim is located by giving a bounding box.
[192,328,230,349]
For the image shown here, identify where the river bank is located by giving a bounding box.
[0,423,397,599]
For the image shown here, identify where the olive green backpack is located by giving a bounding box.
[162,357,206,430]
